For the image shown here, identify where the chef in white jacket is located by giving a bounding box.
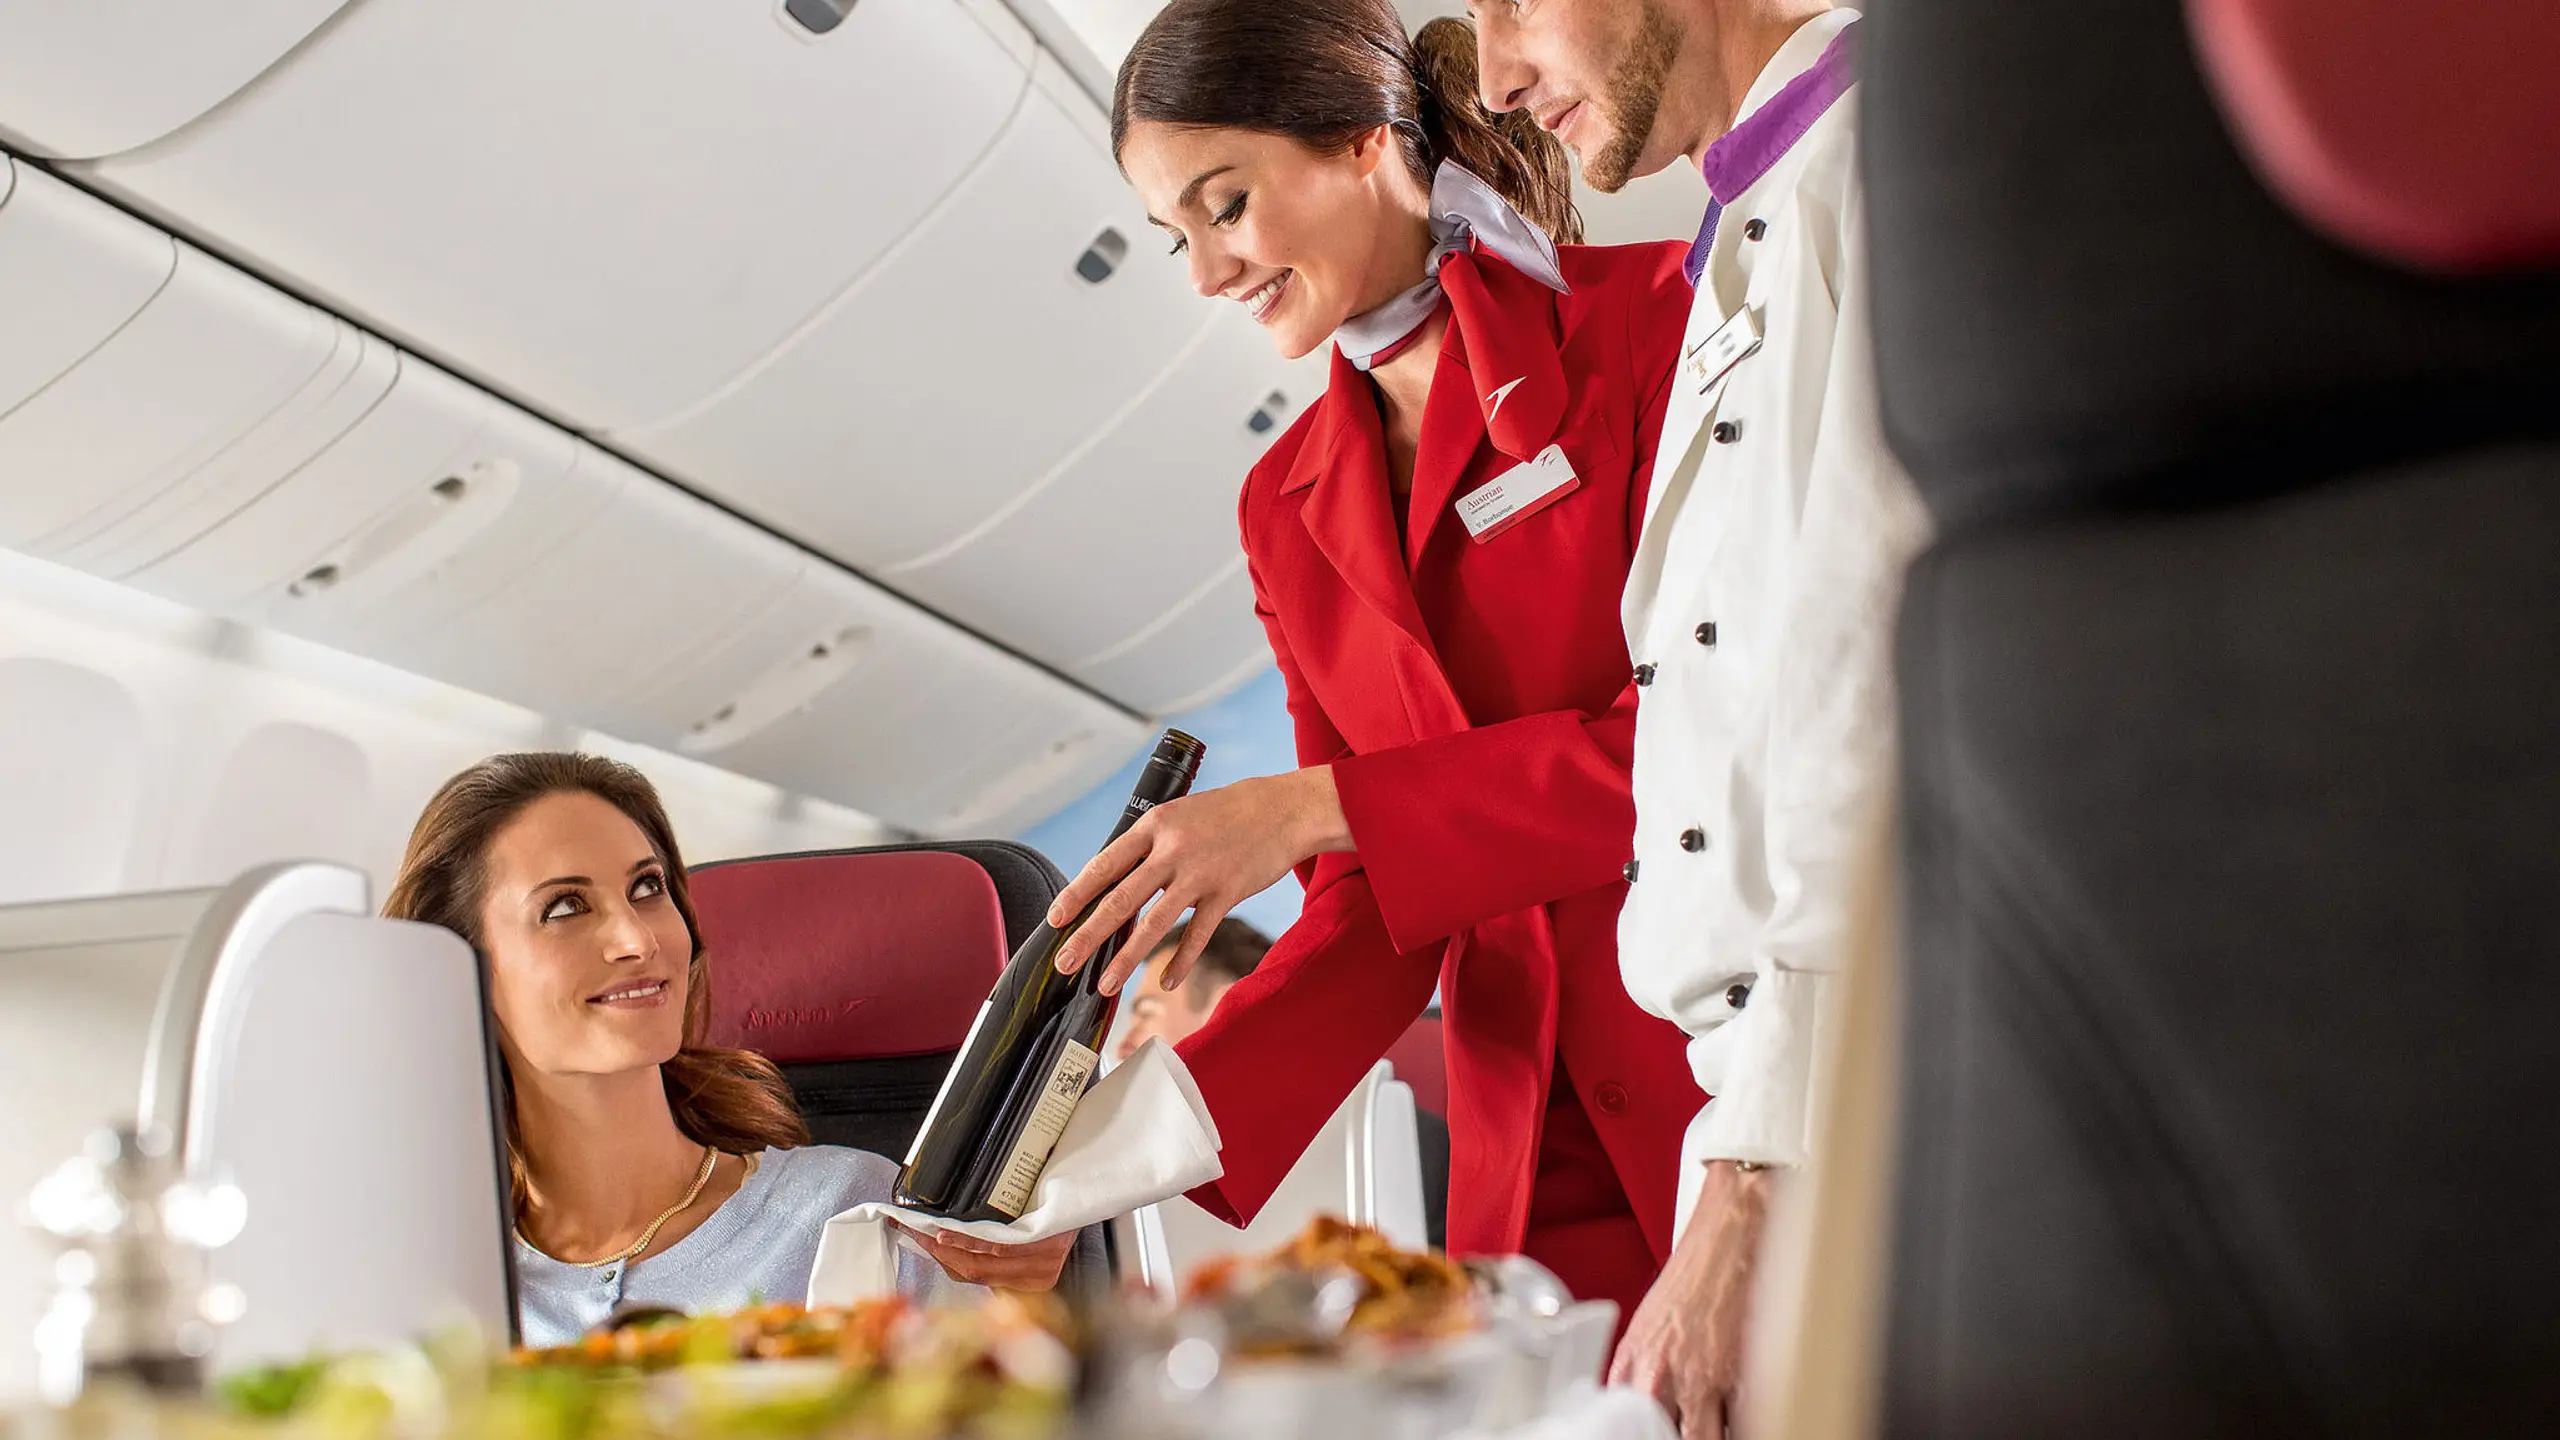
[1473,3,1929,1435]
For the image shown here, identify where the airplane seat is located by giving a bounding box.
[1383,1010,1450,1249]
[1114,1061,1429,1296]
[0,862,508,1402]
[2184,0,2560,274]
[1864,0,2560,1434]
[686,841,1113,1299]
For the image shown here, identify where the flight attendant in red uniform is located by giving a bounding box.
[1049,0,1704,1319]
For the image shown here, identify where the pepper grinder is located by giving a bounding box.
[22,1124,246,1405]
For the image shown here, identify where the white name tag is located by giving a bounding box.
[1456,444,1581,543]
[1684,305,1762,394]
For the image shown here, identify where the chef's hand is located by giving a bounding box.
[895,1223,1079,1292]
[1046,767,1351,993]
[1610,1161,1774,1440]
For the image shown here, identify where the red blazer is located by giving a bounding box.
[1176,240,1706,1261]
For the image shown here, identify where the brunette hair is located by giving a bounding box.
[383,752,808,1211]
[1149,916,1272,992]
[1113,0,1584,245]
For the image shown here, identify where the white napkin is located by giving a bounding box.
[807,1038,1222,1303]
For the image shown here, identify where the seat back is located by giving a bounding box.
[0,863,510,1399]
[689,841,1114,1295]
[2186,0,2560,271]
[1865,0,2560,1434]
[1117,1061,1427,1293]
[693,845,1019,1159]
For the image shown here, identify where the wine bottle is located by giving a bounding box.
[896,729,1207,1221]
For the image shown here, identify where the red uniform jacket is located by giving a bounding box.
[1176,239,1707,1266]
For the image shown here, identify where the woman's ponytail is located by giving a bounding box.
[1410,17,1584,245]
[1115,0,1585,247]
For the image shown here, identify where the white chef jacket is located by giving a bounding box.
[1616,9,1932,1221]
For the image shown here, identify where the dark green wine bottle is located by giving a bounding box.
[894,730,1207,1220]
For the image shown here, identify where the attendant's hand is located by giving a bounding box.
[895,1223,1079,1292]
[1610,1161,1774,1440]
[1046,767,1352,994]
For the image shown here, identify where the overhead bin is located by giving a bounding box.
[0,210,364,570]
[1070,564,1275,718]
[0,0,354,160]
[130,357,585,618]
[621,54,1202,572]
[666,558,1148,836]
[73,0,1032,432]
[129,366,797,735]
[120,353,1139,833]
[887,309,1314,706]
[0,162,176,418]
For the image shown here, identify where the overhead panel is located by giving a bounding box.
[621,55,1200,573]
[0,227,357,567]
[72,0,1030,432]
[0,0,355,160]
[130,357,585,621]
[0,162,176,418]
[891,309,1315,707]
[124,353,1141,835]
[1070,564,1274,718]
[672,560,1148,836]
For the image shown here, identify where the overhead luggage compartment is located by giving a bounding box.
[1069,563,1273,718]
[664,556,1149,837]
[0,179,376,572]
[619,53,1202,574]
[887,307,1316,710]
[123,354,1141,835]
[0,0,355,160]
[71,0,1033,433]
[0,161,177,418]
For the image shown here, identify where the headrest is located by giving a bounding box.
[2188,0,2560,273]
[1863,0,2560,534]
[691,849,1008,1063]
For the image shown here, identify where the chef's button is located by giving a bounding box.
[1712,420,1743,444]
[1679,827,1708,853]
[1744,217,1768,241]
[1623,860,1641,883]
[1633,663,1657,687]
[1593,1082,1631,1115]
[1695,622,1719,648]
[1726,983,1752,1010]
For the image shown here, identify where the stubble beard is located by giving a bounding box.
[1582,0,1683,194]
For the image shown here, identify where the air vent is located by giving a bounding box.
[1245,389,1291,435]
[1075,228,1130,284]
[782,0,856,36]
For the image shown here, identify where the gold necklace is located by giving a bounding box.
[518,1144,720,1269]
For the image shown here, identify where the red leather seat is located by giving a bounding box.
[692,845,1018,1164]
[2188,0,2560,270]
[689,839,1116,1294]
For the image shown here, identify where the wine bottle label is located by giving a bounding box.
[905,997,996,1169]
[984,1039,1100,1219]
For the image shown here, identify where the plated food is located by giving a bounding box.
[210,1295,1074,1440]
[1181,1217,1482,1354]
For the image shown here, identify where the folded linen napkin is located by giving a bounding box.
[807,1038,1221,1303]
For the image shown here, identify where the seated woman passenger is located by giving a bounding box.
[384,751,1073,1345]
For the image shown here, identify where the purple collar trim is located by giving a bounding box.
[1684,19,1862,285]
